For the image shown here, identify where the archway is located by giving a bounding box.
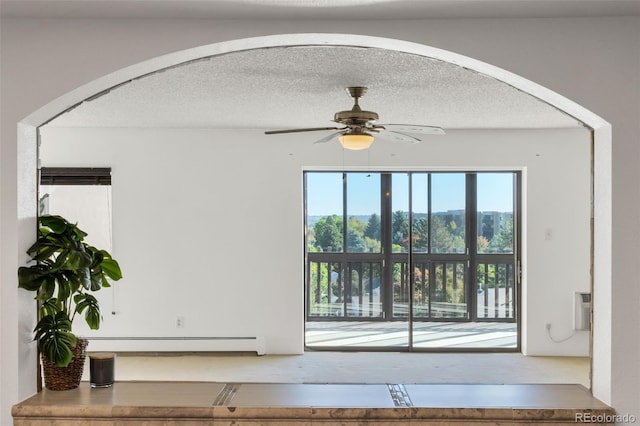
[15,33,612,405]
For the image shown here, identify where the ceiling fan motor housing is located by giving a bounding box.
[334,109,379,126]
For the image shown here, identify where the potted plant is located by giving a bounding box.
[18,215,122,390]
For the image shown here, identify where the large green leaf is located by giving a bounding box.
[40,215,70,234]
[40,215,87,240]
[37,276,57,301]
[17,265,49,292]
[52,247,91,272]
[65,249,92,270]
[76,266,92,290]
[87,247,122,288]
[34,311,77,367]
[55,274,72,302]
[100,257,123,281]
[64,270,83,295]
[40,298,63,317]
[74,293,101,329]
[89,270,103,292]
[101,275,111,288]
[26,241,60,262]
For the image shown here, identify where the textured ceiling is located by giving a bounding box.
[46,46,581,131]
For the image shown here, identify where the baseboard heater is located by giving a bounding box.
[85,336,265,355]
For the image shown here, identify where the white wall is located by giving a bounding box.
[39,126,591,356]
[2,16,639,424]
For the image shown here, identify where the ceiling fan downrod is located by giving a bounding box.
[347,86,367,111]
[335,86,378,124]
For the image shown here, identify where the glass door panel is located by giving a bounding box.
[476,173,517,321]
[391,173,410,253]
[411,173,429,253]
[410,174,430,320]
[308,261,343,317]
[432,262,467,318]
[412,262,431,318]
[476,262,515,319]
[388,173,410,346]
[430,173,466,254]
[477,173,514,254]
[306,172,344,253]
[346,261,383,318]
[346,173,381,253]
[392,260,410,319]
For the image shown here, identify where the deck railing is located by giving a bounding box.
[307,259,383,318]
[476,260,516,319]
[307,255,516,322]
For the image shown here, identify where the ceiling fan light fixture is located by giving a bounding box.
[339,133,374,150]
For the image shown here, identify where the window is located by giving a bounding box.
[39,168,113,251]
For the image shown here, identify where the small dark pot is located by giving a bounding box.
[89,352,115,388]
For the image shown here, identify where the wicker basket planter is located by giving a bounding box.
[41,339,88,391]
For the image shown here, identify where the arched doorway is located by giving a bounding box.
[15,33,612,404]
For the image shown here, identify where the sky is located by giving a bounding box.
[306,172,514,216]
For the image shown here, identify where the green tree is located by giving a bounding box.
[413,217,429,251]
[365,237,381,253]
[364,213,381,240]
[314,215,343,251]
[348,216,367,235]
[392,210,409,246]
[488,218,513,252]
[431,216,465,253]
[346,216,367,252]
[347,227,367,252]
[476,235,490,253]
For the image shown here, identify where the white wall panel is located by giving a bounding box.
[39,126,591,356]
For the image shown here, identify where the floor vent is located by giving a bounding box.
[388,384,413,407]
[213,383,241,406]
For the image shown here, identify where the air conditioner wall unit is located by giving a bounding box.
[574,292,591,331]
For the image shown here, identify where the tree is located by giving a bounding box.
[477,235,490,253]
[413,217,429,251]
[392,210,409,246]
[314,215,343,251]
[347,216,367,235]
[364,213,381,240]
[347,227,367,252]
[431,216,465,253]
[488,218,513,252]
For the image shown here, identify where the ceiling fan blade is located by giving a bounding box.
[380,124,445,135]
[265,127,340,135]
[313,130,344,144]
[377,130,422,144]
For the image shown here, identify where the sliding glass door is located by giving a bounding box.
[305,171,519,351]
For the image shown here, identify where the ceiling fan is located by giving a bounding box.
[264,86,444,150]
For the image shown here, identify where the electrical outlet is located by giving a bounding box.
[545,323,551,331]
[176,316,185,328]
